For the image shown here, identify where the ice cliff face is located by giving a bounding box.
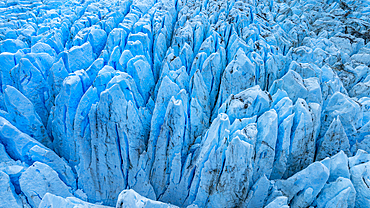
[0,0,370,207]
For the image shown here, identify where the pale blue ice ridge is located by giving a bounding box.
[0,0,370,207]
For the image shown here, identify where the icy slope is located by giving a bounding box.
[0,0,370,207]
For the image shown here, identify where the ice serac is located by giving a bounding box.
[314,177,356,208]
[320,64,347,101]
[9,57,50,125]
[190,70,210,139]
[0,39,27,53]
[271,113,294,180]
[244,175,271,208]
[320,92,362,145]
[184,113,230,207]
[1,0,370,207]
[269,70,308,103]
[276,162,329,208]
[3,85,51,148]
[73,86,99,190]
[19,162,73,208]
[0,143,13,163]
[350,157,370,207]
[265,196,289,208]
[207,136,254,208]
[31,42,57,57]
[39,193,111,208]
[62,42,94,73]
[87,28,107,57]
[328,151,350,183]
[0,116,75,189]
[0,52,17,94]
[126,55,155,102]
[216,49,256,108]
[217,85,271,123]
[116,189,178,208]
[229,117,257,146]
[155,93,190,204]
[316,116,351,161]
[324,187,352,208]
[47,58,69,108]
[200,50,224,109]
[85,85,126,203]
[52,70,91,165]
[284,98,317,178]
[0,171,22,208]
[147,76,180,166]
[253,109,278,182]
[80,71,152,205]
[151,96,188,199]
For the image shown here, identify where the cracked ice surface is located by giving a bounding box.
[0,0,370,207]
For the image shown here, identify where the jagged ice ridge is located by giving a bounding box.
[0,0,370,207]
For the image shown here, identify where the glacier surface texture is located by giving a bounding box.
[0,0,370,207]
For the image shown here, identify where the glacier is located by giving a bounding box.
[0,0,370,207]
